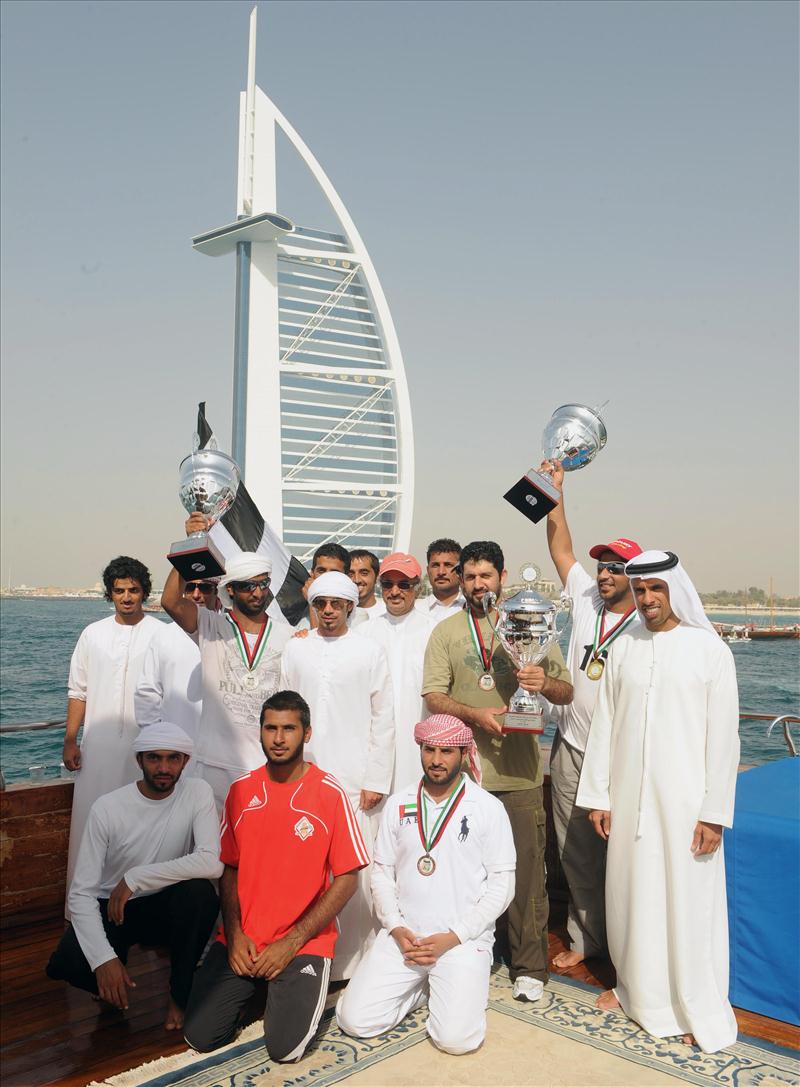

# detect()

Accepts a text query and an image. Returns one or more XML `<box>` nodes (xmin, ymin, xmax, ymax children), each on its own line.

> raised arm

<box><xmin>542</xmin><ymin>460</ymin><xmax>577</xmax><ymax>587</ymax></box>
<box><xmin>161</xmin><ymin>513</ymin><xmax>209</xmax><ymax>634</ymax></box>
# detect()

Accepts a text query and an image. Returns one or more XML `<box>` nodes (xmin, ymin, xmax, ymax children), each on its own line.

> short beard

<box><xmin>422</xmin><ymin>762</ymin><xmax>462</xmax><ymax>789</ymax></box>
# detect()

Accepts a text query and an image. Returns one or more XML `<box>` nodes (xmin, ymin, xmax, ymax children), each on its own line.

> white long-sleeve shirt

<box><xmin>134</xmin><ymin>620</ymin><xmax>203</xmax><ymax>737</ymax></box>
<box><xmin>68</xmin><ymin>777</ymin><xmax>223</xmax><ymax>971</ymax></box>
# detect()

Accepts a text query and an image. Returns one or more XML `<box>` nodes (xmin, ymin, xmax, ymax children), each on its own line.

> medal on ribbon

<box><xmin>416</xmin><ymin>775</ymin><xmax>466</xmax><ymax>877</ymax></box>
<box><xmin>225</xmin><ymin>612</ymin><xmax>272</xmax><ymax>688</ymax></box>
<box><xmin>586</xmin><ymin>606</ymin><xmax>637</xmax><ymax>680</ymax></box>
<box><xmin>467</xmin><ymin>609</ymin><xmax>497</xmax><ymax>691</ymax></box>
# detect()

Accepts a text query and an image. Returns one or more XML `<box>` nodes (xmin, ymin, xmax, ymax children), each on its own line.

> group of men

<box><xmin>47</xmin><ymin>469</ymin><xmax>741</xmax><ymax>1062</ymax></box>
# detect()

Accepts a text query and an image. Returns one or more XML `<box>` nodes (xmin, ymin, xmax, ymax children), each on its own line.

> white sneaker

<box><xmin>512</xmin><ymin>976</ymin><xmax>544</xmax><ymax>1002</ymax></box>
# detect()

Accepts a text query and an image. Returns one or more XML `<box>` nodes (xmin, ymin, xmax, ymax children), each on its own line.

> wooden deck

<box><xmin>1</xmin><ymin>908</ymin><xmax>796</xmax><ymax>1087</ymax></box>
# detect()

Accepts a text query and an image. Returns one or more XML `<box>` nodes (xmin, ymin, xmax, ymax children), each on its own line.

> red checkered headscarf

<box><xmin>413</xmin><ymin>713</ymin><xmax>482</xmax><ymax>786</ymax></box>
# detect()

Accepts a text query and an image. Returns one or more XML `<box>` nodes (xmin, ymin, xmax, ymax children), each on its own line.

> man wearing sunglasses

<box><xmin>135</xmin><ymin>577</ymin><xmax>219</xmax><ymax>746</ymax></box>
<box><xmin>162</xmin><ymin>515</ymin><xmax>293</xmax><ymax>811</ymax></box>
<box><xmin>541</xmin><ymin>458</ymin><xmax>642</xmax><ymax>972</ymax></box>
<box><xmin>357</xmin><ymin>554</ymin><xmax>435</xmax><ymax>790</ymax></box>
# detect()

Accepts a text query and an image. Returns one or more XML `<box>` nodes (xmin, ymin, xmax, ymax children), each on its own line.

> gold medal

<box><xmin>479</xmin><ymin>673</ymin><xmax>496</xmax><ymax>691</ymax></box>
<box><xmin>417</xmin><ymin>854</ymin><xmax>436</xmax><ymax>876</ymax></box>
<box><xmin>586</xmin><ymin>658</ymin><xmax>605</xmax><ymax>681</ymax></box>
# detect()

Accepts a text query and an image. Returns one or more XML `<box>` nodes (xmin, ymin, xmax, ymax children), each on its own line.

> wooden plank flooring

<box><xmin>1</xmin><ymin>913</ymin><xmax>796</xmax><ymax>1087</ymax></box>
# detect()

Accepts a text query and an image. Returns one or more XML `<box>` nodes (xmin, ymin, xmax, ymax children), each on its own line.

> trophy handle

<box><xmin>482</xmin><ymin>591</ymin><xmax>500</xmax><ymax>635</ymax></box>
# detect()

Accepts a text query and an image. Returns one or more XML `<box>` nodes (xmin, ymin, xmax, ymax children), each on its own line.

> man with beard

<box><xmin>47</xmin><ymin>723</ymin><xmax>221</xmax><ymax>1031</ymax></box>
<box><xmin>162</xmin><ymin>514</ymin><xmax>293</xmax><ymax>811</ymax></box>
<box><xmin>541</xmin><ymin>457</ymin><xmax>642</xmax><ymax>970</ymax></box>
<box><xmin>416</xmin><ymin>539</ymin><xmax>464</xmax><ymax>625</ymax></box>
<box><xmin>357</xmin><ymin>553</ymin><xmax>434</xmax><ymax>789</ymax></box>
<box><xmin>135</xmin><ymin>577</ymin><xmax>220</xmax><ymax>744</ymax></box>
<box><xmin>183</xmin><ymin>691</ymin><xmax>367</xmax><ymax>1062</ymax></box>
<box><xmin>577</xmin><ymin>551</ymin><xmax>740</xmax><ymax>1053</ymax></box>
<box><xmin>337</xmin><ymin>714</ymin><xmax>516</xmax><ymax>1055</ymax></box>
<box><xmin>422</xmin><ymin>540</ymin><xmax>572</xmax><ymax>1003</ymax></box>
<box><xmin>280</xmin><ymin>571</ymin><xmax>394</xmax><ymax>979</ymax></box>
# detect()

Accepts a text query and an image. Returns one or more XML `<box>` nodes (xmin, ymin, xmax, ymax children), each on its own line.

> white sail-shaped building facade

<box><xmin>193</xmin><ymin>11</ymin><xmax>413</xmax><ymax>564</ymax></box>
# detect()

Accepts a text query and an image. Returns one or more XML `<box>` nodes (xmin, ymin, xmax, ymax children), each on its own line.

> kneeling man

<box><xmin>337</xmin><ymin>714</ymin><xmax>516</xmax><ymax>1055</ymax></box>
<box><xmin>183</xmin><ymin>690</ymin><xmax>368</xmax><ymax>1062</ymax></box>
<box><xmin>47</xmin><ymin>722</ymin><xmax>222</xmax><ymax>1030</ymax></box>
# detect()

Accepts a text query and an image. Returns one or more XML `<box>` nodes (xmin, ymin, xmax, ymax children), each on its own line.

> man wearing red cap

<box><xmin>337</xmin><ymin>714</ymin><xmax>516</xmax><ymax>1055</ymax></box>
<box><xmin>357</xmin><ymin>554</ymin><xmax>435</xmax><ymax>790</ymax></box>
<box><xmin>541</xmin><ymin>458</ymin><xmax>642</xmax><ymax>970</ymax></box>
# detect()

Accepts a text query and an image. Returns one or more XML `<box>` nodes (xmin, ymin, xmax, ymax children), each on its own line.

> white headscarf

<box><xmin>132</xmin><ymin>721</ymin><xmax>194</xmax><ymax>755</ymax></box>
<box><xmin>624</xmin><ymin>550</ymin><xmax>716</xmax><ymax>635</ymax></box>
<box><xmin>307</xmin><ymin>570</ymin><xmax>359</xmax><ymax>606</ymax></box>
<box><xmin>217</xmin><ymin>551</ymin><xmax>272</xmax><ymax>590</ymax></box>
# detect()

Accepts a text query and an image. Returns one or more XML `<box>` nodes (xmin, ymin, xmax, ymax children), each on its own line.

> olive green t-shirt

<box><xmin>421</xmin><ymin>609</ymin><xmax>571</xmax><ymax>793</ymax></box>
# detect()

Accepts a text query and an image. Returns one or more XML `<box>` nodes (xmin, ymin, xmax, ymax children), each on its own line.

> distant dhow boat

<box><xmin>193</xmin><ymin>8</ymin><xmax>414</xmax><ymax>565</ymax></box>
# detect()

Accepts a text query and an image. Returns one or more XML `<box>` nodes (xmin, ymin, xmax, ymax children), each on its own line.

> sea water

<box><xmin>1</xmin><ymin>598</ymin><xmax>798</xmax><ymax>783</ymax></box>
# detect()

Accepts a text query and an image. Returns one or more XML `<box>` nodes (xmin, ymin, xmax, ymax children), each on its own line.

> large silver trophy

<box><xmin>167</xmin><ymin>446</ymin><xmax>241</xmax><ymax>580</ymax></box>
<box><xmin>484</xmin><ymin>564</ymin><xmax>570</xmax><ymax>733</ymax></box>
<box><xmin>503</xmin><ymin>404</ymin><xmax>607</xmax><ymax>524</ymax></box>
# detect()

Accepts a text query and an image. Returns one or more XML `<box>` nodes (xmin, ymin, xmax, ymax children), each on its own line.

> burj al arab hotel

<box><xmin>193</xmin><ymin>9</ymin><xmax>414</xmax><ymax>564</ymax></box>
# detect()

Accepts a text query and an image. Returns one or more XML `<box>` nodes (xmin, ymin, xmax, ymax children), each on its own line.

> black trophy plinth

<box><xmin>503</xmin><ymin>470</ymin><xmax>561</xmax><ymax>524</ymax></box>
<box><xmin>167</xmin><ymin>535</ymin><xmax>227</xmax><ymax>580</ymax></box>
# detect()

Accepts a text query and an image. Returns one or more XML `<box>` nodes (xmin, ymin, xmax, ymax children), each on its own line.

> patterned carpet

<box><xmin>91</xmin><ymin>968</ymin><xmax>800</xmax><ymax>1087</ymax></box>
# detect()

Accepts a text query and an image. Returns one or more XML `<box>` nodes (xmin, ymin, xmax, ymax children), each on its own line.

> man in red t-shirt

<box><xmin>183</xmin><ymin>690</ymin><xmax>369</xmax><ymax>1061</ymax></box>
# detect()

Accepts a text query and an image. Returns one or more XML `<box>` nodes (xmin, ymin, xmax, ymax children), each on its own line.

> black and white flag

<box><xmin>196</xmin><ymin>403</ymin><xmax>310</xmax><ymax>627</ymax></box>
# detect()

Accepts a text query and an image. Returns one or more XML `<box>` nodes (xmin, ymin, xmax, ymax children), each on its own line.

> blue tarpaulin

<box><xmin>724</xmin><ymin>758</ymin><xmax>800</xmax><ymax>1025</ymax></box>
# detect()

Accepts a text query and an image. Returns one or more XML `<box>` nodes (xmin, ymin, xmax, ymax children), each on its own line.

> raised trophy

<box><xmin>503</xmin><ymin>403</ymin><xmax>607</xmax><ymax>524</ymax></box>
<box><xmin>484</xmin><ymin>564</ymin><xmax>570</xmax><ymax>733</ymax></box>
<box><xmin>167</xmin><ymin>445</ymin><xmax>241</xmax><ymax>580</ymax></box>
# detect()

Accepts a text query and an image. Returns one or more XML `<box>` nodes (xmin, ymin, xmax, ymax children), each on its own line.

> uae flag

<box><xmin>196</xmin><ymin>403</ymin><xmax>310</xmax><ymax>627</ymax></box>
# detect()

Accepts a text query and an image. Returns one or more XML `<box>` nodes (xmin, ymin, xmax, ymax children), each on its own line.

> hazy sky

<box><xmin>2</xmin><ymin>0</ymin><xmax>797</xmax><ymax>593</ymax></box>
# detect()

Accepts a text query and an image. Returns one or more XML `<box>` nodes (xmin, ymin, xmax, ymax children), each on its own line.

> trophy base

<box><xmin>501</xmin><ymin>710</ymin><xmax>545</xmax><ymax>735</ymax></box>
<box><xmin>167</xmin><ymin>535</ymin><xmax>226</xmax><ymax>580</ymax></box>
<box><xmin>503</xmin><ymin>470</ymin><xmax>561</xmax><ymax>524</ymax></box>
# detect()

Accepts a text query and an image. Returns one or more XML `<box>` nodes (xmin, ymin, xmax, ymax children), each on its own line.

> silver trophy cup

<box><xmin>503</xmin><ymin>404</ymin><xmax>607</xmax><ymax>524</ymax></box>
<box><xmin>484</xmin><ymin>565</ymin><xmax>570</xmax><ymax>733</ymax></box>
<box><xmin>167</xmin><ymin>449</ymin><xmax>241</xmax><ymax>580</ymax></box>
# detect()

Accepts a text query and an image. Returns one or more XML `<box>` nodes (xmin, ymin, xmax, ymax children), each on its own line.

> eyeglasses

<box><xmin>231</xmin><ymin>579</ymin><xmax>271</xmax><ymax>592</ymax></box>
<box><xmin>185</xmin><ymin>581</ymin><xmax>216</xmax><ymax>593</ymax></box>
<box><xmin>311</xmin><ymin>597</ymin><xmax>349</xmax><ymax>611</ymax></box>
<box><xmin>379</xmin><ymin>579</ymin><xmax>416</xmax><ymax>591</ymax></box>
<box><xmin>597</xmin><ymin>561</ymin><xmax>626</xmax><ymax>575</ymax></box>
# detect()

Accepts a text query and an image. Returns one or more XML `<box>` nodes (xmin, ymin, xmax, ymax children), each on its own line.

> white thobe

<box><xmin>576</xmin><ymin>624</ymin><xmax>740</xmax><ymax>1053</ymax></box>
<box><xmin>133</xmin><ymin>620</ymin><xmax>203</xmax><ymax>740</ymax></box>
<box><xmin>356</xmin><ymin>609</ymin><xmax>434</xmax><ymax>790</ymax></box>
<box><xmin>416</xmin><ymin>593</ymin><xmax>465</xmax><ymax>626</ymax></box>
<box><xmin>65</xmin><ymin>615</ymin><xmax>162</xmax><ymax>898</ymax></box>
<box><xmin>280</xmin><ymin>629</ymin><xmax>395</xmax><ymax>979</ymax></box>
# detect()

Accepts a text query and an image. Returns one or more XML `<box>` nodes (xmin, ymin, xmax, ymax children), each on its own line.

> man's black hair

<box><xmin>102</xmin><ymin>556</ymin><xmax>152</xmax><ymax>601</ymax></box>
<box><xmin>349</xmin><ymin>549</ymin><xmax>380</xmax><ymax>576</ymax></box>
<box><xmin>458</xmin><ymin>541</ymin><xmax>504</xmax><ymax>577</ymax></box>
<box><xmin>261</xmin><ymin>689</ymin><xmax>311</xmax><ymax>730</ymax></box>
<box><xmin>426</xmin><ymin>538</ymin><xmax>462</xmax><ymax>564</ymax></box>
<box><xmin>312</xmin><ymin>542</ymin><xmax>351</xmax><ymax>571</ymax></box>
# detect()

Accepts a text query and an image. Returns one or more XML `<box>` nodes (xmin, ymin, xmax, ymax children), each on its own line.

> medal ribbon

<box><xmin>225</xmin><ymin>612</ymin><xmax>272</xmax><ymax>672</ymax></box>
<box><xmin>590</xmin><ymin>606</ymin><xmax>637</xmax><ymax>662</ymax></box>
<box><xmin>417</xmin><ymin>775</ymin><xmax>467</xmax><ymax>855</ymax></box>
<box><xmin>466</xmin><ymin>609</ymin><xmax>497</xmax><ymax>676</ymax></box>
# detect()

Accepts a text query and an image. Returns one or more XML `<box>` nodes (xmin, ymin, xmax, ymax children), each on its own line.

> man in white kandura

<box><xmin>280</xmin><ymin>570</ymin><xmax>394</xmax><ymax>979</ymax></box>
<box><xmin>576</xmin><ymin>550</ymin><xmax>740</xmax><ymax>1054</ymax></box>
<box><xmin>135</xmin><ymin>577</ymin><xmax>220</xmax><ymax>743</ymax></box>
<box><xmin>47</xmin><ymin>723</ymin><xmax>222</xmax><ymax>1031</ymax></box>
<box><xmin>337</xmin><ymin>714</ymin><xmax>516</xmax><ymax>1055</ymax></box>
<box><xmin>357</xmin><ymin>553</ymin><xmax>434</xmax><ymax>790</ymax></box>
<box><xmin>416</xmin><ymin>538</ymin><xmax>465</xmax><ymax>626</ymax></box>
<box><xmin>349</xmin><ymin>549</ymin><xmax>386</xmax><ymax>618</ymax></box>
<box><xmin>542</xmin><ymin>456</ymin><xmax>643</xmax><ymax>969</ymax></box>
<box><xmin>162</xmin><ymin>516</ymin><xmax>293</xmax><ymax>811</ymax></box>
<box><xmin>63</xmin><ymin>556</ymin><xmax>162</xmax><ymax>896</ymax></box>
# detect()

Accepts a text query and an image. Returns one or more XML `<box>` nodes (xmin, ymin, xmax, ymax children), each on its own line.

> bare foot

<box><xmin>164</xmin><ymin>998</ymin><xmax>184</xmax><ymax>1031</ymax></box>
<box><xmin>596</xmin><ymin>990</ymin><xmax>621</xmax><ymax>1011</ymax></box>
<box><xmin>552</xmin><ymin>949</ymin><xmax>585</xmax><ymax>970</ymax></box>
<box><xmin>682</xmin><ymin>1033</ymin><xmax>697</xmax><ymax>1046</ymax></box>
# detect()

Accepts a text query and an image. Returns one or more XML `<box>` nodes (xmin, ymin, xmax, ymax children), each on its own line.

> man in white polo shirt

<box><xmin>337</xmin><ymin>714</ymin><xmax>516</xmax><ymax>1055</ymax></box>
<box><xmin>542</xmin><ymin>458</ymin><xmax>642</xmax><ymax>969</ymax></box>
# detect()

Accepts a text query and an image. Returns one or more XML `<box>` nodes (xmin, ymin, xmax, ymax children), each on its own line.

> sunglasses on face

<box><xmin>597</xmin><ymin>561</ymin><xmax>626</xmax><ymax>575</ymax></box>
<box><xmin>185</xmin><ymin>581</ymin><xmax>216</xmax><ymax>593</ymax></box>
<box><xmin>311</xmin><ymin>597</ymin><xmax>349</xmax><ymax>611</ymax></box>
<box><xmin>379</xmin><ymin>579</ymin><xmax>416</xmax><ymax>591</ymax></box>
<box><xmin>231</xmin><ymin>579</ymin><xmax>271</xmax><ymax>592</ymax></box>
